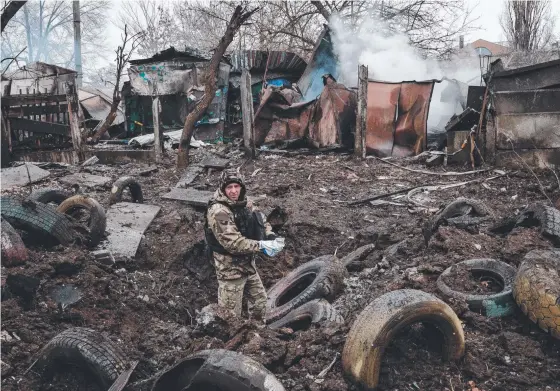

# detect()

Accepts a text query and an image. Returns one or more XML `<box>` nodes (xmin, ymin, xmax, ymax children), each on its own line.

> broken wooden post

<box><xmin>240</xmin><ymin>68</ymin><xmax>256</xmax><ymax>158</ymax></box>
<box><xmin>152</xmin><ymin>96</ymin><xmax>162</xmax><ymax>163</ymax></box>
<box><xmin>64</xmin><ymin>82</ymin><xmax>84</xmax><ymax>162</ymax></box>
<box><xmin>355</xmin><ymin>64</ymin><xmax>368</xmax><ymax>158</ymax></box>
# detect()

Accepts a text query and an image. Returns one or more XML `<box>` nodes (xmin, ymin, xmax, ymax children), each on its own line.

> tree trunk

<box><xmin>176</xmin><ymin>5</ymin><xmax>258</xmax><ymax>169</ymax></box>
<box><xmin>91</xmin><ymin>98</ymin><xmax>120</xmax><ymax>142</ymax></box>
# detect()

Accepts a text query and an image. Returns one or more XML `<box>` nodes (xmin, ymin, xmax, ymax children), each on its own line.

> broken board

<box><xmin>1</xmin><ymin>164</ymin><xmax>50</xmax><ymax>188</ymax></box>
<box><xmin>60</xmin><ymin>173</ymin><xmax>112</xmax><ymax>188</ymax></box>
<box><xmin>98</xmin><ymin>202</ymin><xmax>161</xmax><ymax>258</ymax></box>
<box><xmin>162</xmin><ymin>188</ymin><xmax>213</xmax><ymax>207</ymax></box>
<box><xmin>175</xmin><ymin>166</ymin><xmax>204</xmax><ymax>188</ymax></box>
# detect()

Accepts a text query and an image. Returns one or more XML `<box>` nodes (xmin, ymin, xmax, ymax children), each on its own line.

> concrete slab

<box><xmin>199</xmin><ymin>154</ymin><xmax>230</xmax><ymax>169</ymax></box>
<box><xmin>60</xmin><ymin>173</ymin><xmax>112</xmax><ymax>188</ymax></box>
<box><xmin>162</xmin><ymin>188</ymin><xmax>213</xmax><ymax>207</ymax></box>
<box><xmin>1</xmin><ymin>163</ymin><xmax>50</xmax><ymax>188</ymax></box>
<box><xmin>176</xmin><ymin>166</ymin><xmax>204</xmax><ymax>188</ymax></box>
<box><xmin>99</xmin><ymin>202</ymin><xmax>161</xmax><ymax>258</ymax></box>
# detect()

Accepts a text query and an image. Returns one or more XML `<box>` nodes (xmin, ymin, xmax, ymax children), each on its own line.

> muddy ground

<box><xmin>1</xmin><ymin>144</ymin><xmax>559</xmax><ymax>391</ymax></box>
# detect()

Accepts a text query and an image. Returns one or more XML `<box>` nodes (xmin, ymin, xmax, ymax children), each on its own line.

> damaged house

<box><xmin>1</xmin><ymin>62</ymin><xmax>83</xmax><ymax>164</ymax></box>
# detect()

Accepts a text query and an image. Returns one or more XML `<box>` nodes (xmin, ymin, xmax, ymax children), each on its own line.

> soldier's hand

<box><xmin>259</xmin><ymin>237</ymin><xmax>285</xmax><ymax>257</ymax></box>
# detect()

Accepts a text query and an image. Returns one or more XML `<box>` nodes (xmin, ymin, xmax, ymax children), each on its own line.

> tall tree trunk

<box><xmin>176</xmin><ymin>5</ymin><xmax>258</xmax><ymax>169</ymax></box>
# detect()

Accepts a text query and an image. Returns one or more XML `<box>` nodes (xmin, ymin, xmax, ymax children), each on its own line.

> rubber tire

<box><xmin>265</xmin><ymin>255</ymin><xmax>346</xmax><ymax>323</ymax></box>
<box><xmin>1</xmin><ymin>218</ymin><xmax>29</xmax><ymax>266</ymax></box>
<box><xmin>28</xmin><ymin>188</ymin><xmax>71</xmax><ymax>205</ymax></box>
<box><xmin>342</xmin><ymin>289</ymin><xmax>465</xmax><ymax>390</ymax></box>
<box><xmin>109</xmin><ymin>176</ymin><xmax>143</xmax><ymax>205</ymax></box>
<box><xmin>0</xmin><ymin>196</ymin><xmax>74</xmax><ymax>245</ymax></box>
<box><xmin>151</xmin><ymin>349</ymin><xmax>285</xmax><ymax>391</ymax></box>
<box><xmin>35</xmin><ymin>327</ymin><xmax>128</xmax><ymax>388</ymax></box>
<box><xmin>490</xmin><ymin>203</ymin><xmax>560</xmax><ymax>246</ymax></box>
<box><xmin>268</xmin><ymin>299</ymin><xmax>343</xmax><ymax>330</ymax></box>
<box><xmin>437</xmin><ymin>258</ymin><xmax>517</xmax><ymax>317</ymax></box>
<box><xmin>513</xmin><ymin>249</ymin><xmax>560</xmax><ymax>339</ymax></box>
<box><xmin>341</xmin><ymin>244</ymin><xmax>376</xmax><ymax>268</ymax></box>
<box><xmin>424</xmin><ymin>198</ymin><xmax>492</xmax><ymax>244</ymax></box>
<box><xmin>56</xmin><ymin>195</ymin><xmax>106</xmax><ymax>247</ymax></box>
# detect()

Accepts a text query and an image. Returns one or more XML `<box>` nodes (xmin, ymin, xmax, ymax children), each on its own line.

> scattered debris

<box><xmin>60</xmin><ymin>173</ymin><xmax>112</xmax><ymax>188</ymax></box>
<box><xmin>81</xmin><ymin>156</ymin><xmax>100</xmax><ymax>166</ymax></box>
<box><xmin>162</xmin><ymin>187</ymin><xmax>213</xmax><ymax>207</ymax></box>
<box><xmin>50</xmin><ymin>284</ymin><xmax>83</xmax><ymax>311</ymax></box>
<box><xmin>1</xmin><ymin>163</ymin><xmax>50</xmax><ymax>188</ymax></box>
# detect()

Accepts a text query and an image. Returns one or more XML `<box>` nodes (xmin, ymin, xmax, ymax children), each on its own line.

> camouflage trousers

<box><xmin>217</xmin><ymin>273</ymin><xmax>267</xmax><ymax>320</ymax></box>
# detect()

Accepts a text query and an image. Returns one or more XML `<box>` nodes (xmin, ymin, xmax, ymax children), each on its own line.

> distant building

<box><xmin>468</xmin><ymin>39</ymin><xmax>511</xmax><ymax>57</ymax></box>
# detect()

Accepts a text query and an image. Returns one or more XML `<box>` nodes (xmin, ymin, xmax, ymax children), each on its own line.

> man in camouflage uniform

<box><xmin>205</xmin><ymin>168</ymin><xmax>285</xmax><ymax>320</ymax></box>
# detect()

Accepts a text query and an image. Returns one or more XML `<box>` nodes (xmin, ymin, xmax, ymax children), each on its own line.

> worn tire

<box><xmin>28</xmin><ymin>188</ymin><xmax>71</xmax><ymax>206</ymax></box>
<box><xmin>342</xmin><ymin>289</ymin><xmax>465</xmax><ymax>390</ymax></box>
<box><xmin>151</xmin><ymin>349</ymin><xmax>285</xmax><ymax>391</ymax></box>
<box><xmin>513</xmin><ymin>249</ymin><xmax>560</xmax><ymax>339</ymax></box>
<box><xmin>490</xmin><ymin>203</ymin><xmax>560</xmax><ymax>246</ymax></box>
<box><xmin>266</xmin><ymin>255</ymin><xmax>346</xmax><ymax>323</ymax></box>
<box><xmin>1</xmin><ymin>218</ymin><xmax>29</xmax><ymax>266</ymax></box>
<box><xmin>424</xmin><ymin>198</ymin><xmax>492</xmax><ymax>244</ymax></box>
<box><xmin>269</xmin><ymin>299</ymin><xmax>343</xmax><ymax>330</ymax></box>
<box><xmin>34</xmin><ymin>327</ymin><xmax>128</xmax><ymax>388</ymax></box>
<box><xmin>341</xmin><ymin>244</ymin><xmax>376</xmax><ymax>268</ymax></box>
<box><xmin>109</xmin><ymin>176</ymin><xmax>143</xmax><ymax>205</ymax></box>
<box><xmin>437</xmin><ymin>258</ymin><xmax>517</xmax><ymax>317</ymax></box>
<box><xmin>0</xmin><ymin>196</ymin><xmax>74</xmax><ymax>245</ymax></box>
<box><xmin>57</xmin><ymin>195</ymin><xmax>106</xmax><ymax>247</ymax></box>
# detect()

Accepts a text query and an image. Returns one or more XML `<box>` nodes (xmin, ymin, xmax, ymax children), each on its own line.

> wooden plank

<box><xmin>241</xmin><ymin>69</ymin><xmax>255</xmax><ymax>158</ymax></box>
<box><xmin>355</xmin><ymin>64</ymin><xmax>368</xmax><ymax>158</ymax></box>
<box><xmin>6</xmin><ymin>104</ymin><xmax>68</xmax><ymax>117</ymax></box>
<box><xmin>8</xmin><ymin>118</ymin><xmax>70</xmax><ymax>136</ymax></box>
<box><xmin>152</xmin><ymin>96</ymin><xmax>162</xmax><ymax>163</ymax></box>
<box><xmin>2</xmin><ymin>94</ymin><xmax>68</xmax><ymax>106</ymax></box>
<box><xmin>65</xmin><ymin>82</ymin><xmax>83</xmax><ymax>161</ymax></box>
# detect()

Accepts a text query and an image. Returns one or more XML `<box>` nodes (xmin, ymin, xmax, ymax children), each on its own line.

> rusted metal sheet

<box><xmin>366</xmin><ymin>80</ymin><xmax>434</xmax><ymax>157</ymax></box>
<box><xmin>394</xmin><ymin>82</ymin><xmax>434</xmax><ymax>156</ymax></box>
<box><xmin>308</xmin><ymin>83</ymin><xmax>356</xmax><ymax>148</ymax></box>
<box><xmin>365</xmin><ymin>82</ymin><xmax>400</xmax><ymax>156</ymax></box>
<box><xmin>254</xmin><ymin>82</ymin><xmax>355</xmax><ymax>149</ymax></box>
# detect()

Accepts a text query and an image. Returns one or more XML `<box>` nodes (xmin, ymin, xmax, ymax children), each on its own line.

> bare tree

<box><xmin>91</xmin><ymin>25</ymin><xmax>143</xmax><ymax>142</ymax></box>
<box><xmin>116</xmin><ymin>0</ymin><xmax>179</xmax><ymax>58</ymax></box>
<box><xmin>177</xmin><ymin>4</ymin><xmax>258</xmax><ymax>169</ymax></box>
<box><xmin>500</xmin><ymin>0</ymin><xmax>555</xmax><ymax>51</ymax></box>
<box><xmin>1</xmin><ymin>0</ymin><xmax>111</xmax><ymax>75</ymax></box>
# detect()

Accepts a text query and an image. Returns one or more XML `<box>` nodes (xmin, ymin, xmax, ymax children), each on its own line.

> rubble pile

<box><xmin>1</xmin><ymin>143</ymin><xmax>559</xmax><ymax>391</ymax></box>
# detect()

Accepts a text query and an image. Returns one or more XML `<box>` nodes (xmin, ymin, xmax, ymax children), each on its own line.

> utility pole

<box><xmin>73</xmin><ymin>1</ymin><xmax>83</xmax><ymax>87</ymax></box>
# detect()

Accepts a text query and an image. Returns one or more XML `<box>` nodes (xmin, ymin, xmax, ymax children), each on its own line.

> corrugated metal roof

<box><xmin>229</xmin><ymin>50</ymin><xmax>307</xmax><ymax>74</ymax></box>
<box><xmin>79</xmin><ymin>92</ymin><xmax>124</xmax><ymax>125</ymax></box>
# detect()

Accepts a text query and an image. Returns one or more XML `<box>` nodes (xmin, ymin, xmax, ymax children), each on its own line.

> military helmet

<box><xmin>220</xmin><ymin>168</ymin><xmax>246</xmax><ymax>198</ymax></box>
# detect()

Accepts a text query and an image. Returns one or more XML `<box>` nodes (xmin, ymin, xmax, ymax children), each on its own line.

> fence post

<box><xmin>64</xmin><ymin>82</ymin><xmax>83</xmax><ymax>162</ymax></box>
<box><xmin>355</xmin><ymin>64</ymin><xmax>368</xmax><ymax>158</ymax></box>
<box><xmin>240</xmin><ymin>68</ymin><xmax>256</xmax><ymax>158</ymax></box>
<box><xmin>152</xmin><ymin>96</ymin><xmax>162</xmax><ymax>163</ymax></box>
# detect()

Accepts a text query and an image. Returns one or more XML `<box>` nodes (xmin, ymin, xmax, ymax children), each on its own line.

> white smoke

<box><xmin>330</xmin><ymin>14</ymin><xmax>482</xmax><ymax>132</ymax></box>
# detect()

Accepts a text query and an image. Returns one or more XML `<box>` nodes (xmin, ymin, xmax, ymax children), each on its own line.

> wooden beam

<box><xmin>2</xmin><ymin>94</ymin><xmax>68</xmax><ymax>106</ymax></box>
<box><xmin>355</xmin><ymin>64</ymin><xmax>368</xmax><ymax>158</ymax></box>
<box><xmin>6</xmin><ymin>104</ymin><xmax>68</xmax><ymax>117</ymax></box>
<box><xmin>65</xmin><ymin>82</ymin><xmax>83</xmax><ymax>161</ymax></box>
<box><xmin>8</xmin><ymin>118</ymin><xmax>69</xmax><ymax>136</ymax></box>
<box><xmin>240</xmin><ymin>68</ymin><xmax>256</xmax><ymax>158</ymax></box>
<box><xmin>152</xmin><ymin>96</ymin><xmax>162</xmax><ymax>163</ymax></box>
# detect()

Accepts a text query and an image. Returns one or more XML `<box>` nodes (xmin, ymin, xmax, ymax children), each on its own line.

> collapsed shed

<box><xmin>483</xmin><ymin>58</ymin><xmax>560</xmax><ymax>168</ymax></box>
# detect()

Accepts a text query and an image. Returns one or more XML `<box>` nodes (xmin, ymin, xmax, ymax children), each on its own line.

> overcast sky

<box><xmin>104</xmin><ymin>0</ymin><xmax>560</xmax><ymax>61</ymax></box>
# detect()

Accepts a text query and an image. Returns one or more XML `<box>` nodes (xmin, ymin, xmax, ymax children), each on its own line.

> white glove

<box><xmin>259</xmin><ymin>237</ymin><xmax>285</xmax><ymax>257</ymax></box>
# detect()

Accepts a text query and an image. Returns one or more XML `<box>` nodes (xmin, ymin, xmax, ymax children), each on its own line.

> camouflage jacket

<box><xmin>207</xmin><ymin>188</ymin><xmax>273</xmax><ymax>280</ymax></box>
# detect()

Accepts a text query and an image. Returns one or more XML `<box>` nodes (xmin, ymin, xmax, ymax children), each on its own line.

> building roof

<box><xmin>5</xmin><ymin>62</ymin><xmax>77</xmax><ymax>80</ymax></box>
<box><xmin>468</xmin><ymin>39</ymin><xmax>511</xmax><ymax>56</ymax></box>
<box><xmin>129</xmin><ymin>46</ymin><xmax>211</xmax><ymax>65</ymax></box>
<box><xmin>228</xmin><ymin>50</ymin><xmax>307</xmax><ymax>74</ymax></box>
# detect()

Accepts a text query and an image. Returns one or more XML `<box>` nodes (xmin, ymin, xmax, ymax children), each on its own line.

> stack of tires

<box><xmin>265</xmin><ymin>255</ymin><xmax>346</xmax><ymax>330</ymax></box>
